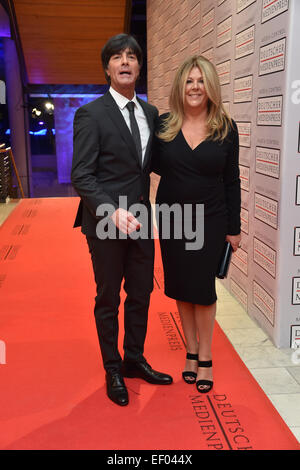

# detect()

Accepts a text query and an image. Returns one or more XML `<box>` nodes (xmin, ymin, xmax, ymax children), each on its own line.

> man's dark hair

<box><xmin>101</xmin><ymin>34</ymin><xmax>143</xmax><ymax>83</ymax></box>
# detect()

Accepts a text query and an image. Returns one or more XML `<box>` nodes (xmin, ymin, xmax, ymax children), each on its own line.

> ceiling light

<box><xmin>45</xmin><ymin>102</ymin><xmax>54</xmax><ymax>111</ymax></box>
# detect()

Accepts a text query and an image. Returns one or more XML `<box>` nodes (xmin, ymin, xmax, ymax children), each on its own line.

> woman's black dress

<box><xmin>153</xmin><ymin>116</ymin><xmax>241</xmax><ymax>305</ymax></box>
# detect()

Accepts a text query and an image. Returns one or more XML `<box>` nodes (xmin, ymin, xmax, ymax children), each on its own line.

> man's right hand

<box><xmin>111</xmin><ymin>208</ymin><xmax>141</xmax><ymax>235</ymax></box>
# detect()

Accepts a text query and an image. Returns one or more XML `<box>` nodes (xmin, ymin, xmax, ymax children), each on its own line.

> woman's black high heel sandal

<box><xmin>182</xmin><ymin>353</ymin><xmax>198</xmax><ymax>384</ymax></box>
<box><xmin>196</xmin><ymin>360</ymin><xmax>213</xmax><ymax>393</ymax></box>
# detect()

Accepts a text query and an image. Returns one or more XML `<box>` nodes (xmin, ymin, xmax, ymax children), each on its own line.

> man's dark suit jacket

<box><xmin>71</xmin><ymin>91</ymin><xmax>159</xmax><ymax>236</ymax></box>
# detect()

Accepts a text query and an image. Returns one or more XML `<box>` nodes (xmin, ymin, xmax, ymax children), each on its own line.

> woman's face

<box><xmin>184</xmin><ymin>66</ymin><xmax>208</xmax><ymax>111</ymax></box>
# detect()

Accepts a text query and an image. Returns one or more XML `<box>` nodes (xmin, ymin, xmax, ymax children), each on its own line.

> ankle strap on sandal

<box><xmin>186</xmin><ymin>352</ymin><xmax>198</xmax><ymax>360</ymax></box>
<box><xmin>198</xmin><ymin>360</ymin><xmax>212</xmax><ymax>367</ymax></box>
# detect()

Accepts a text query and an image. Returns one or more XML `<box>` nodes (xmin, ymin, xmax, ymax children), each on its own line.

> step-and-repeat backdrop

<box><xmin>148</xmin><ymin>0</ymin><xmax>300</xmax><ymax>347</ymax></box>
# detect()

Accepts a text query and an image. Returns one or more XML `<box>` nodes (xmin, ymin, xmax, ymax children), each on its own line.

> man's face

<box><xmin>106</xmin><ymin>48</ymin><xmax>140</xmax><ymax>93</ymax></box>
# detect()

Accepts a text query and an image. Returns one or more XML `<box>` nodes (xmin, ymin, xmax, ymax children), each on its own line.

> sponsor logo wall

<box><xmin>147</xmin><ymin>0</ymin><xmax>299</xmax><ymax>347</ymax></box>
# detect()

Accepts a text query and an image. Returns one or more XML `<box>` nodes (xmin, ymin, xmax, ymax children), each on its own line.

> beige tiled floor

<box><xmin>0</xmin><ymin>199</ymin><xmax>19</xmax><ymax>226</ymax></box>
<box><xmin>1</xmin><ymin>201</ymin><xmax>299</xmax><ymax>445</ymax></box>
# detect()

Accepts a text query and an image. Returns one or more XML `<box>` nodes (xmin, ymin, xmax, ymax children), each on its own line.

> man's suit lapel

<box><xmin>137</xmin><ymin>97</ymin><xmax>154</xmax><ymax>169</ymax></box>
<box><xmin>103</xmin><ymin>92</ymin><xmax>140</xmax><ymax>166</ymax></box>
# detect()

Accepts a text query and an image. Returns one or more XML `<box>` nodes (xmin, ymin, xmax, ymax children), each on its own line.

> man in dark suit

<box><xmin>71</xmin><ymin>34</ymin><xmax>172</xmax><ymax>406</ymax></box>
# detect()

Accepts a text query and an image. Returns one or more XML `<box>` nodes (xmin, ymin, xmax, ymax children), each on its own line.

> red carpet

<box><xmin>0</xmin><ymin>198</ymin><xmax>299</xmax><ymax>450</ymax></box>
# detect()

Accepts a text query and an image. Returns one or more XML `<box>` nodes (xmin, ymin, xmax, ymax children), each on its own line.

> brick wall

<box><xmin>147</xmin><ymin>0</ymin><xmax>202</xmax><ymax>114</ymax></box>
<box><xmin>147</xmin><ymin>0</ymin><xmax>202</xmax><ymax>200</ymax></box>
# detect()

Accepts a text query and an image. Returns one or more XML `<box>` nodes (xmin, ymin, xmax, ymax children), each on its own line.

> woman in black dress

<box><xmin>153</xmin><ymin>56</ymin><xmax>241</xmax><ymax>393</ymax></box>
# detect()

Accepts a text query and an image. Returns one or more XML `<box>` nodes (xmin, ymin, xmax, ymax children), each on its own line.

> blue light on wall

<box><xmin>5</xmin><ymin>129</ymin><xmax>56</xmax><ymax>136</ymax></box>
<box><xmin>31</xmin><ymin>129</ymin><xmax>47</xmax><ymax>136</ymax></box>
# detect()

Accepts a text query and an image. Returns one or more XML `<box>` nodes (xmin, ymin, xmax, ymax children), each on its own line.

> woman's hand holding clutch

<box><xmin>226</xmin><ymin>233</ymin><xmax>241</xmax><ymax>252</ymax></box>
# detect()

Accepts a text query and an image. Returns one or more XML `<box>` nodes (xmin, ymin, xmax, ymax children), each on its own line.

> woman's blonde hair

<box><xmin>157</xmin><ymin>55</ymin><xmax>232</xmax><ymax>142</ymax></box>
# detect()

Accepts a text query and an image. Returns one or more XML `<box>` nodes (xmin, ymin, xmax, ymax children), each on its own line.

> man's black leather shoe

<box><xmin>122</xmin><ymin>360</ymin><xmax>173</xmax><ymax>385</ymax></box>
<box><xmin>106</xmin><ymin>372</ymin><xmax>129</xmax><ymax>406</ymax></box>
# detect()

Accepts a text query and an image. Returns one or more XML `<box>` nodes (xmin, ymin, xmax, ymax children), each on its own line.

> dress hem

<box><xmin>164</xmin><ymin>290</ymin><xmax>217</xmax><ymax>306</ymax></box>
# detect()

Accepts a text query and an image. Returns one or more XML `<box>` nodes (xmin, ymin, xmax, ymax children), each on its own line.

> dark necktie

<box><xmin>126</xmin><ymin>101</ymin><xmax>142</xmax><ymax>164</ymax></box>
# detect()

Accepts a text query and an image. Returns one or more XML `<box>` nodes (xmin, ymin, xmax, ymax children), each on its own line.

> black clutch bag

<box><xmin>216</xmin><ymin>241</ymin><xmax>233</xmax><ymax>279</ymax></box>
